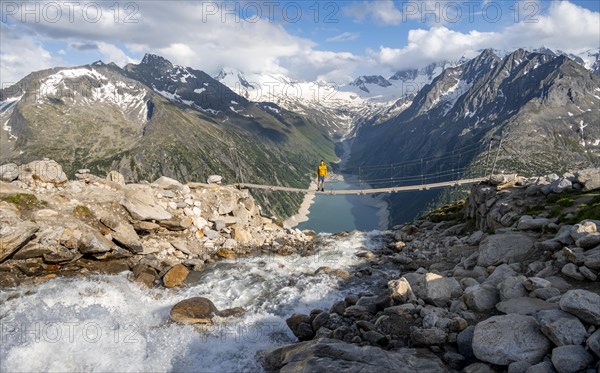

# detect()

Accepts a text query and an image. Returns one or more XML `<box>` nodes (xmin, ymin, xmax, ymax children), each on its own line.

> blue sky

<box><xmin>1</xmin><ymin>1</ymin><xmax>599</xmax><ymax>84</ymax></box>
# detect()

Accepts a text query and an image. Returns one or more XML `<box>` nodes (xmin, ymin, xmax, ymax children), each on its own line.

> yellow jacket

<box><xmin>317</xmin><ymin>163</ymin><xmax>328</xmax><ymax>177</ymax></box>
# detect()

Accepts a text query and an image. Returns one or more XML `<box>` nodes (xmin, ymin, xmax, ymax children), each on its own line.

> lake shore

<box><xmin>283</xmin><ymin>180</ymin><xmax>318</xmax><ymax>229</ymax></box>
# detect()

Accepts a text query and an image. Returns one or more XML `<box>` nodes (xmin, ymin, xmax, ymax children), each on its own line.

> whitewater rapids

<box><xmin>0</xmin><ymin>231</ymin><xmax>393</xmax><ymax>372</ymax></box>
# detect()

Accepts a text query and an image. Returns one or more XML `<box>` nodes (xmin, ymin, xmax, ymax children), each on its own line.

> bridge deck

<box><xmin>236</xmin><ymin>177</ymin><xmax>488</xmax><ymax>195</ymax></box>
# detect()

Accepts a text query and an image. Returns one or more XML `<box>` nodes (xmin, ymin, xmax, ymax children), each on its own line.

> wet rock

<box><xmin>536</xmin><ymin>309</ymin><xmax>587</xmax><ymax>347</ymax></box>
<box><xmin>495</xmin><ymin>297</ymin><xmax>558</xmax><ymax>315</ymax></box>
<box><xmin>330</xmin><ymin>300</ymin><xmax>347</xmax><ymax>315</ymax></box>
<box><xmin>478</xmin><ymin>233</ymin><xmax>537</xmax><ymax>267</ymax></box>
<box><xmin>162</xmin><ymin>264</ymin><xmax>189</xmax><ymax>288</ymax></box>
<box><xmin>286</xmin><ymin>313</ymin><xmax>311</xmax><ymax>338</ymax></box>
<box><xmin>132</xmin><ymin>264</ymin><xmax>158</xmax><ymax>287</ymax></box>
<box><xmin>261</xmin><ymin>338</ymin><xmax>448</xmax><ymax>373</ymax></box>
<box><xmin>311</xmin><ymin>312</ymin><xmax>330</xmax><ymax>331</ymax></box>
<box><xmin>0</xmin><ymin>222</ymin><xmax>39</xmax><ymax>262</ymax></box>
<box><xmin>170</xmin><ymin>297</ymin><xmax>244</xmax><ymax>324</ymax></box>
<box><xmin>472</xmin><ymin>314</ymin><xmax>552</xmax><ymax>365</ymax></box>
<box><xmin>551</xmin><ymin>345</ymin><xmax>594</xmax><ymax>373</ymax></box>
<box><xmin>559</xmin><ymin>289</ymin><xmax>600</xmax><ymax>325</ymax></box>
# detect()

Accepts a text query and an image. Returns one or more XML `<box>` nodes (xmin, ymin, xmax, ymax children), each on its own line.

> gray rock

<box><xmin>106</xmin><ymin>171</ymin><xmax>125</xmax><ymax>185</ymax></box>
<box><xmin>584</xmin><ymin>251</ymin><xmax>600</xmax><ymax>270</ymax></box>
<box><xmin>330</xmin><ymin>300</ymin><xmax>347</xmax><ymax>315</ymax></box>
<box><xmin>478</xmin><ymin>233</ymin><xmax>537</xmax><ymax>267</ymax></box>
<box><xmin>100</xmin><ymin>218</ymin><xmax>143</xmax><ymax>253</ymax></box>
<box><xmin>586</xmin><ymin>329</ymin><xmax>600</xmax><ymax>357</ymax></box>
<box><xmin>77</xmin><ymin>231</ymin><xmax>114</xmax><ymax>254</ymax></box>
<box><xmin>121</xmin><ymin>186</ymin><xmax>172</xmax><ymax>221</ymax></box>
<box><xmin>19</xmin><ymin>160</ymin><xmax>68</xmax><ymax>184</ymax></box>
<box><xmin>420</xmin><ymin>273</ymin><xmax>463</xmax><ymax>306</ymax></box>
<box><xmin>578</xmin><ymin>266</ymin><xmax>597</xmax><ymax>281</ymax></box>
<box><xmin>207</xmin><ymin>175</ymin><xmax>223</xmax><ymax>184</ymax></box>
<box><xmin>0</xmin><ymin>221</ymin><xmax>39</xmax><ymax>262</ymax></box>
<box><xmin>362</xmin><ymin>330</ymin><xmax>387</xmax><ymax>346</ymax></box>
<box><xmin>311</xmin><ymin>312</ymin><xmax>330</xmax><ymax>331</ymax></box>
<box><xmin>152</xmin><ymin>176</ymin><xmax>182</xmax><ymax>190</ymax></box>
<box><xmin>536</xmin><ymin>309</ymin><xmax>587</xmax><ymax>347</ymax></box>
<box><xmin>525</xmin><ymin>361</ymin><xmax>556</xmax><ymax>373</ymax></box>
<box><xmin>530</xmin><ymin>287</ymin><xmax>561</xmax><ymax>300</ymax></box>
<box><xmin>466</xmin><ymin>231</ymin><xmax>485</xmax><ymax>246</ymax></box>
<box><xmin>457</xmin><ymin>326</ymin><xmax>476</xmax><ymax>361</ymax></box>
<box><xmin>523</xmin><ymin>277</ymin><xmax>551</xmax><ymax>291</ymax></box>
<box><xmin>508</xmin><ymin>361</ymin><xmax>532</xmax><ymax>373</ymax></box>
<box><xmin>463</xmin><ymin>284</ymin><xmax>499</xmax><ymax>312</ymax></box>
<box><xmin>0</xmin><ymin>163</ymin><xmax>19</xmax><ymax>181</ymax></box>
<box><xmin>496</xmin><ymin>297</ymin><xmax>558</xmax><ymax>315</ymax></box>
<box><xmin>517</xmin><ymin>216</ymin><xmax>551</xmax><ymax>231</ymax></box>
<box><xmin>561</xmin><ymin>263</ymin><xmax>585</xmax><ymax>281</ymax></box>
<box><xmin>551</xmin><ymin>345</ymin><xmax>594</xmax><ymax>373</ymax></box>
<box><xmin>262</xmin><ymin>338</ymin><xmax>448</xmax><ymax>373</ymax></box>
<box><xmin>498</xmin><ymin>275</ymin><xmax>529</xmax><ymax>301</ymax></box>
<box><xmin>576</xmin><ymin>233</ymin><xmax>600</xmax><ymax>249</ymax></box>
<box><xmin>472</xmin><ymin>314</ymin><xmax>552</xmax><ymax>365</ymax></box>
<box><xmin>575</xmin><ymin>168</ymin><xmax>600</xmax><ymax>191</ymax></box>
<box><xmin>559</xmin><ymin>289</ymin><xmax>600</xmax><ymax>325</ymax></box>
<box><xmin>410</xmin><ymin>328</ymin><xmax>448</xmax><ymax>346</ymax></box>
<box><xmin>463</xmin><ymin>362</ymin><xmax>495</xmax><ymax>373</ymax></box>
<box><xmin>388</xmin><ymin>277</ymin><xmax>417</xmax><ymax>302</ymax></box>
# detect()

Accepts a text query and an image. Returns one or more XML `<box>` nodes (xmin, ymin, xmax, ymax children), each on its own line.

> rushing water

<box><xmin>297</xmin><ymin>178</ymin><xmax>386</xmax><ymax>233</ymax></box>
<box><xmin>0</xmin><ymin>232</ymin><xmax>394</xmax><ymax>373</ymax></box>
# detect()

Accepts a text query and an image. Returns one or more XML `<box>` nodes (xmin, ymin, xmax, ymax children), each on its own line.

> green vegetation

<box><xmin>523</xmin><ymin>204</ymin><xmax>546</xmax><ymax>216</ymax></box>
<box><xmin>558</xmin><ymin>194</ymin><xmax>600</xmax><ymax>224</ymax></box>
<box><xmin>422</xmin><ymin>199</ymin><xmax>466</xmax><ymax>222</ymax></box>
<box><xmin>0</xmin><ymin>193</ymin><xmax>47</xmax><ymax>209</ymax></box>
<box><xmin>73</xmin><ymin>205</ymin><xmax>93</xmax><ymax>219</ymax></box>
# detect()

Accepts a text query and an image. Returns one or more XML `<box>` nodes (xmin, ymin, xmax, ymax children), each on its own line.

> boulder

<box><xmin>561</xmin><ymin>263</ymin><xmax>585</xmax><ymax>281</ymax></box>
<box><xmin>551</xmin><ymin>345</ymin><xmax>594</xmax><ymax>373</ymax></box>
<box><xmin>286</xmin><ymin>313</ymin><xmax>312</xmax><ymax>339</ymax></box>
<box><xmin>536</xmin><ymin>309</ymin><xmax>587</xmax><ymax>347</ymax></box>
<box><xmin>262</xmin><ymin>338</ymin><xmax>448</xmax><ymax>373</ymax></box>
<box><xmin>0</xmin><ymin>221</ymin><xmax>39</xmax><ymax>262</ymax></box>
<box><xmin>575</xmin><ymin>233</ymin><xmax>600</xmax><ymax>249</ymax></box>
<box><xmin>169</xmin><ymin>297</ymin><xmax>244</xmax><ymax>324</ymax></box>
<box><xmin>575</xmin><ymin>168</ymin><xmax>600</xmax><ymax>191</ymax></box>
<box><xmin>121</xmin><ymin>186</ymin><xmax>172</xmax><ymax>221</ymax></box>
<box><xmin>498</xmin><ymin>275</ymin><xmax>528</xmax><ymax>301</ymax></box>
<box><xmin>522</xmin><ymin>277</ymin><xmax>550</xmax><ymax>291</ymax></box>
<box><xmin>463</xmin><ymin>284</ymin><xmax>499</xmax><ymax>312</ymax></box>
<box><xmin>234</xmin><ymin>227</ymin><xmax>252</xmax><ymax>243</ymax></box>
<box><xmin>495</xmin><ymin>297</ymin><xmax>558</xmax><ymax>315</ymax></box>
<box><xmin>570</xmin><ymin>221</ymin><xmax>596</xmax><ymax>241</ymax></box>
<box><xmin>559</xmin><ymin>289</ymin><xmax>600</xmax><ymax>325</ymax></box>
<box><xmin>525</xmin><ymin>361</ymin><xmax>556</xmax><ymax>373</ymax></box>
<box><xmin>472</xmin><ymin>314</ymin><xmax>552</xmax><ymax>365</ymax></box>
<box><xmin>587</xmin><ymin>329</ymin><xmax>600</xmax><ymax>357</ymax></box>
<box><xmin>0</xmin><ymin>163</ymin><xmax>19</xmax><ymax>181</ymax></box>
<box><xmin>19</xmin><ymin>160</ymin><xmax>68</xmax><ymax>184</ymax></box>
<box><xmin>388</xmin><ymin>277</ymin><xmax>417</xmax><ymax>303</ymax></box>
<box><xmin>207</xmin><ymin>175</ymin><xmax>223</xmax><ymax>184</ymax></box>
<box><xmin>410</xmin><ymin>328</ymin><xmax>448</xmax><ymax>346</ymax></box>
<box><xmin>77</xmin><ymin>231</ymin><xmax>114</xmax><ymax>254</ymax></box>
<box><xmin>584</xmin><ymin>251</ymin><xmax>600</xmax><ymax>270</ymax></box>
<box><xmin>163</xmin><ymin>264</ymin><xmax>189</xmax><ymax>288</ymax></box>
<box><xmin>100</xmin><ymin>218</ymin><xmax>143</xmax><ymax>253</ymax></box>
<box><xmin>478</xmin><ymin>233</ymin><xmax>537</xmax><ymax>267</ymax></box>
<box><xmin>422</xmin><ymin>273</ymin><xmax>462</xmax><ymax>306</ymax></box>
<box><xmin>152</xmin><ymin>176</ymin><xmax>182</xmax><ymax>190</ymax></box>
<box><xmin>517</xmin><ymin>216</ymin><xmax>551</xmax><ymax>231</ymax></box>
<box><xmin>106</xmin><ymin>171</ymin><xmax>125</xmax><ymax>185</ymax></box>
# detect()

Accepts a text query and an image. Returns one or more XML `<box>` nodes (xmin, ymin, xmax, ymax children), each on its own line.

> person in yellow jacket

<box><xmin>317</xmin><ymin>160</ymin><xmax>327</xmax><ymax>191</ymax></box>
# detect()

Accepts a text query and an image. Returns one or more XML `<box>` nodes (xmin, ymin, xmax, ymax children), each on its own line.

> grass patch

<box><xmin>73</xmin><ymin>205</ymin><xmax>94</xmax><ymax>219</ymax></box>
<box><xmin>523</xmin><ymin>205</ymin><xmax>546</xmax><ymax>216</ymax></box>
<box><xmin>423</xmin><ymin>199</ymin><xmax>466</xmax><ymax>222</ymax></box>
<box><xmin>558</xmin><ymin>196</ymin><xmax>600</xmax><ymax>224</ymax></box>
<box><xmin>0</xmin><ymin>194</ymin><xmax>47</xmax><ymax>209</ymax></box>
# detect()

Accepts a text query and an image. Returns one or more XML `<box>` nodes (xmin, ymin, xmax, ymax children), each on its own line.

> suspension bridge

<box><xmin>235</xmin><ymin>138</ymin><xmax>506</xmax><ymax>195</ymax></box>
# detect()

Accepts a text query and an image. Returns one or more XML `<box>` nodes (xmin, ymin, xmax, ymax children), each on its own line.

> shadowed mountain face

<box><xmin>349</xmin><ymin>49</ymin><xmax>600</xmax><ymax>225</ymax></box>
<box><xmin>0</xmin><ymin>55</ymin><xmax>337</xmax><ymax>219</ymax></box>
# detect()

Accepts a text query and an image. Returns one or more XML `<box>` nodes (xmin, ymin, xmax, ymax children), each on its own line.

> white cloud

<box><xmin>96</xmin><ymin>42</ymin><xmax>136</xmax><ymax>66</ymax></box>
<box><xmin>343</xmin><ymin>1</ymin><xmax>403</xmax><ymax>25</ymax></box>
<box><xmin>326</xmin><ymin>32</ymin><xmax>360</xmax><ymax>43</ymax></box>
<box><xmin>0</xmin><ymin>23</ymin><xmax>61</xmax><ymax>85</ymax></box>
<box><xmin>371</xmin><ymin>1</ymin><xmax>600</xmax><ymax>71</ymax></box>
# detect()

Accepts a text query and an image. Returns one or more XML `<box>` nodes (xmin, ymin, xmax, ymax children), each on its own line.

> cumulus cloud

<box><xmin>371</xmin><ymin>1</ymin><xmax>600</xmax><ymax>71</ymax></box>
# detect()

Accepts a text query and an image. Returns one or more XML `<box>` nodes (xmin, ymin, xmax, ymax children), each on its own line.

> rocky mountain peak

<box><xmin>140</xmin><ymin>53</ymin><xmax>174</xmax><ymax>71</ymax></box>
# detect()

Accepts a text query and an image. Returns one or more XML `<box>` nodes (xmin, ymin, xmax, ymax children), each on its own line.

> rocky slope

<box><xmin>350</xmin><ymin>49</ymin><xmax>600</xmax><ymax>226</ymax></box>
<box><xmin>0</xmin><ymin>55</ymin><xmax>337</xmax><ymax>219</ymax></box>
<box><xmin>262</xmin><ymin>168</ymin><xmax>600</xmax><ymax>372</ymax></box>
<box><xmin>0</xmin><ymin>159</ymin><xmax>314</xmax><ymax>288</ymax></box>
